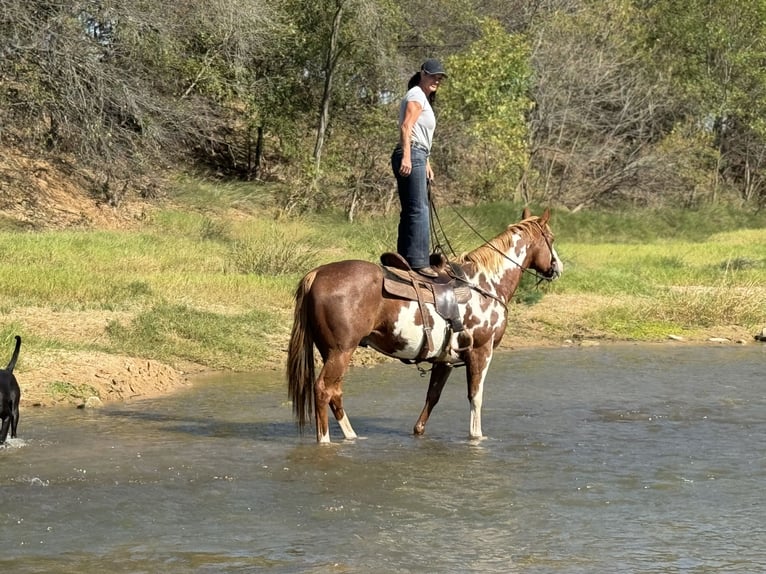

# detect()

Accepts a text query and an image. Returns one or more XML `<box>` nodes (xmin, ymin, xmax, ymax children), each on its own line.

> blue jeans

<box><xmin>391</xmin><ymin>145</ymin><xmax>431</xmax><ymax>269</ymax></box>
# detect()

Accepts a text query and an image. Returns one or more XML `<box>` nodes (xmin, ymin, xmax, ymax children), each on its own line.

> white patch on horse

<box><xmin>391</xmin><ymin>302</ymin><xmax>449</xmax><ymax>360</ymax></box>
<box><xmin>428</xmin><ymin>317</ymin><xmax>451</xmax><ymax>359</ymax></box>
<box><xmin>551</xmin><ymin>245</ymin><xmax>563</xmax><ymax>274</ymax></box>
<box><xmin>337</xmin><ymin>413</ymin><xmax>357</xmax><ymax>439</ymax></box>
<box><xmin>391</xmin><ymin>304</ymin><xmax>424</xmax><ymax>357</ymax></box>
<box><xmin>472</xmin><ymin>232</ymin><xmax>526</xmax><ymax>285</ymax></box>
<box><xmin>498</xmin><ymin>233</ymin><xmax>527</xmax><ymax>281</ymax></box>
<box><xmin>464</xmin><ymin>292</ymin><xmax>503</xmax><ymax>333</ymax></box>
<box><xmin>469</xmin><ymin>344</ymin><xmax>493</xmax><ymax>439</ymax></box>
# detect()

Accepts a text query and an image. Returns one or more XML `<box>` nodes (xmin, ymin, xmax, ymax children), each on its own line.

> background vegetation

<box><xmin>1</xmin><ymin>1</ymin><xmax>764</xmax><ymax>402</ymax></box>
<box><xmin>3</xmin><ymin>0</ymin><xmax>766</xmax><ymax>214</ymax></box>
<box><xmin>0</xmin><ymin>185</ymin><xmax>763</xmax><ymax>378</ymax></box>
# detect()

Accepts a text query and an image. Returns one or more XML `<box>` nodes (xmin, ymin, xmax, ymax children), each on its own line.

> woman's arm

<box><xmin>398</xmin><ymin>100</ymin><xmax>422</xmax><ymax>176</ymax></box>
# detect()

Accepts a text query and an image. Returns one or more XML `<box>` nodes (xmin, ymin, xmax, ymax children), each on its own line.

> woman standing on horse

<box><xmin>391</xmin><ymin>59</ymin><xmax>448</xmax><ymax>279</ymax></box>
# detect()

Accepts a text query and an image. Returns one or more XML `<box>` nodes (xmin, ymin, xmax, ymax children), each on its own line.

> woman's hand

<box><xmin>399</xmin><ymin>156</ymin><xmax>412</xmax><ymax>176</ymax></box>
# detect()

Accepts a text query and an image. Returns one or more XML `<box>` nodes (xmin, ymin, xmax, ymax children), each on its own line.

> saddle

<box><xmin>380</xmin><ymin>252</ymin><xmax>472</xmax><ymax>360</ymax></box>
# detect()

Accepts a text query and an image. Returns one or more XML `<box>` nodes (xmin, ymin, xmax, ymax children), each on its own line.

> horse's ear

<box><xmin>540</xmin><ymin>208</ymin><xmax>551</xmax><ymax>225</ymax></box>
<box><xmin>521</xmin><ymin>207</ymin><xmax>531</xmax><ymax>220</ymax></box>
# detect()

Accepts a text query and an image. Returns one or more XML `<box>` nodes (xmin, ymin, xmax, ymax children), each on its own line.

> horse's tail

<box><xmin>286</xmin><ymin>270</ymin><xmax>318</xmax><ymax>433</ymax></box>
<box><xmin>5</xmin><ymin>335</ymin><xmax>20</xmax><ymax>372</ymax></box>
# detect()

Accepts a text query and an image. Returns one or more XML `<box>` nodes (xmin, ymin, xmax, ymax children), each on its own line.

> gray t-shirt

<box><xmin>398</xmin><ymin>86</ymin><xmax>435</xmax><ymax>151</ymax></box>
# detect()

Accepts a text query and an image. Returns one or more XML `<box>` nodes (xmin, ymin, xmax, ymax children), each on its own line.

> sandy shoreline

<box><xmin>19</xmin><ymin>326</ymin><xmax>759</xmax><ymax>409</ymax></box>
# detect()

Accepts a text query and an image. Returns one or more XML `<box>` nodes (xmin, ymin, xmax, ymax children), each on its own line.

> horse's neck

<box><xmin>494</xmin><ymin>266</ymin><xmax>524</xmax><ymax>303</ymax></box>
<box><xmin>493</xmin><ymin>232</ymin><xmax>536</xmax><ymax>301</ymax></box>
<box><xmin>499</xmin><ymin>265</ymin><xmax>524</xmax><ymax>303</ymax></box>
<box><xmin>463</xmin><ymin>260</ymin><xmax>524</xmax><ymax>304</ymax></box>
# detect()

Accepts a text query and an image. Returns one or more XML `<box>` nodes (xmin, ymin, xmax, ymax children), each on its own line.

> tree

<box><xmin>0</xmin><ymin>0</ymin><xmax>286</xmax><ymax>194</ymax></box>
<box><xmin>525</xmin><ymin>0</ymin><xmax>675</xmax><ymax>207</ymax></box>
<box><xmin>282</xmin><ymin>0</ymin><xmax>401</xmax><ymax>173</ymax></box>
<box><xmin>643</xmin><ymin>0</ymin><xmax>766</xmax><ymax>205</ymax></box>
<box><xmin>439</xmin><ymin>19</ymin><xmax>532</xmax><ymax>201</ymax></box>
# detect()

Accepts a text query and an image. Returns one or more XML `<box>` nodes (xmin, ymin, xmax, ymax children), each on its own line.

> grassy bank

<box><xmin>0</xmin><ymin>180</ymin><xmax>764</xmax><ymax>404</ymax></box>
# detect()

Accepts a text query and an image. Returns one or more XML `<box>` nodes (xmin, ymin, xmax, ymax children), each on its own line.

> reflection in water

<box><xmin>1</xmin><ymin>344</ymin><xmax>765</xmax><ymax>573</ymax></box>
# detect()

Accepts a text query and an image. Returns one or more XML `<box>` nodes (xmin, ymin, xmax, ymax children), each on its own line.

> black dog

<box><xmin>0</xmin><ymin>335</ymin><xmax>21</xmax><ymax>444</ymax></box>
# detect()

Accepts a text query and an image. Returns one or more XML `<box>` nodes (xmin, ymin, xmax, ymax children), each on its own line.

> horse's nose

<box><xmin>551</xmin><ymin>258</ymin><xmax>563</xmax><ymax>278</ymax></box>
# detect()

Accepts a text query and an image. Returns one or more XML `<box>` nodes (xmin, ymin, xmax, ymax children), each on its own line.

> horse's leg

<box><xmin>413</xmin><ymin>363</ymin><xmax>453</xmax><ymax>435</ymax></box>
<box><xmin>314</xmin><ymin>350</ymin><xmax>354</xmax><ymax>443</ymax></box>
<box><xmin>329</xmin><ymin>394</ymin><xmax>357</xmax><ymax>440</ymax></box>
<box><xmin>465</xmin><ymin>347</ymin><xmax>493</xmax><ymax>439</ymax></box>
<box><xmin>328</xmin><ymin>356</ymin><xmax>357</xmax><ymax>440</ymax></box>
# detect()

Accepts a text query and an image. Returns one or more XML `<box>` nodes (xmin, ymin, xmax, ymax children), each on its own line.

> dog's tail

<box><xmin>5</xmin><ymin>335</ymin><xmax>21</xmax><ymax>372</ymax></box>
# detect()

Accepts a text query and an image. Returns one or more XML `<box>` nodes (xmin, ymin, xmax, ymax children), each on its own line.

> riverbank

<box><xmin>16</xmin><ymin>292</ymin><xmax>760</xmax><ymax>408</ymax></box>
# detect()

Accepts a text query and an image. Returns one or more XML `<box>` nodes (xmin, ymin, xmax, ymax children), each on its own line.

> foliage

<box><xmin>440</xmin><ymin>19</ymin><xmax>532</xmax><ymax>200</ymax></box>
<box><xmin>646</xmin><ymin>120</ymin><xmax>723</xmax><ymax>207</ymax></box>
<box><xmin>591</xmin><ymin>278</ymin><xmax>765</xmax><ymax>339</ymax></box>
<box><xmin>526</xmin><ymin>0</ymin><xmax>677</xmax><ymax>207</ymax></box>
<box><xmin>47</xmin><ymin>381</ymin><xmax>100</xmax><ymax>401</ymax></box>
<box><xmin>228</xmin><ymin>229</ymin><xmax>319</xmax><ymax>275</ymax></box>
<box><xmin>3</xmin><ymin>0</ymin><xmax>766</xmax><ymax>210</ymax></box>
<box><xmin>642</xmin><ymin>0</ymin><xmax>766</xmax><ymax>204</ymax></box>
<box><xmin>105</xmin><ymin>302</ymin><xmax>283</xmax><ymax>370</ymax></box>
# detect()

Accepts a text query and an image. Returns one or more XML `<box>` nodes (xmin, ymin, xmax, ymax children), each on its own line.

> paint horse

<box><xmin>286</xmin><ymin>208</ymin><xmax>562</xmax><ymax>443</ymax></box>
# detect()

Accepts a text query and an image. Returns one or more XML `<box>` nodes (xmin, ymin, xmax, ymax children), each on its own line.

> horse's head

<box><xmin>459</xmin><ymin>208</ymin><xmax>563</xmax><ymax>286</ymax></box>
<box><xmin>521</xmin><ymin>207</ymin><xmax>563</xmax><ymax>281</ymax></box>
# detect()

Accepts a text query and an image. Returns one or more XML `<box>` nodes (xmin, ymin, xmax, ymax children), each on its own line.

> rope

<box><xmin>427</xmin><ymin>182</ymin><xmax>554</xmax><ymax>284</ymax></box>
<box><xmin>427</xmin><ymin>180</ymin><xmax>457</xmax><ymax>258</ymax></box>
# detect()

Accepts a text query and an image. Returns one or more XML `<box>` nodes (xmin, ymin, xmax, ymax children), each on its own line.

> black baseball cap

<box><xmin>421</xmin><ymin>59</ymin><xmax>448</xmax><ymax>77</ymax></box>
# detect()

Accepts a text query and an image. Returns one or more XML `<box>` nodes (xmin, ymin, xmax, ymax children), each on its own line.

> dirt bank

<box><xmin>15</xmin><ymin>294</ymin><xmax>758</xmax><ymax>409</ymax></box>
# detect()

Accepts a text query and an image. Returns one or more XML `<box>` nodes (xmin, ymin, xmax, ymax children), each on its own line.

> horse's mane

<box><xmin>457</xmin><ymin>217</ymin><xmax>542</xmax><ymax>275</ymax></box>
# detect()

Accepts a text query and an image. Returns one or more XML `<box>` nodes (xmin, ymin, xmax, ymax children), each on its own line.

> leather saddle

<box><xmin>380</xmin><ymin>252</ymin><xmax>471</xmax><ymax>333</ymax></box>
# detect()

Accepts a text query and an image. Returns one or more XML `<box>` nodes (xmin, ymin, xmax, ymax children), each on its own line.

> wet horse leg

<box><xmin>329</xmin><ymin>394</ymin><xmax>357</xmax><ymax>440</ymax></box>
<box><xmin>314</xmin><ymin>350</ymin><xmax>355</xmax><ymax>443</ymax></box>
<box><xmin>465</xmin><ymin>347</ymin><xmax>493</xmax><ymax>439</ymax></box>
<box><xmin>413</xmin><ymin>363</ymin><xmax>453</xmax><ymax>435</ymax></box>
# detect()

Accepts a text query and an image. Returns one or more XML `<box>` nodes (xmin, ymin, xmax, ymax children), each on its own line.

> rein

<box><xmin>428</xmin><ymin>185</ymin><xmax>555</xmax><ymax>286</ymax></box>
<box><xmin>427</xmin><ymin>184</ymin><xmax>505</xmax><ymax>307</ymax></box>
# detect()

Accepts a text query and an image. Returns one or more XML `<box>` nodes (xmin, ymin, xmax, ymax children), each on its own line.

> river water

<box><xmin>1</xmin><ymin>344</ymin><xmax>764</xmax><ymax>573</ymax></box>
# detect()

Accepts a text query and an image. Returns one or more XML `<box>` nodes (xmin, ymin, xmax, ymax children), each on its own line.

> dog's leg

<box><xmin>10</xmin><ymin>382</ymin><xmax>19</xmax><ymax>438</ymax></box>
<box><xmin>11</xmin><ymin>406</ymin><xmax>19</xmax><ymax>439</ymax></box>
<box><xmin>0</xmin><ymin>416</ymin><xmax>9</xmax><ymax>444</ymax></box>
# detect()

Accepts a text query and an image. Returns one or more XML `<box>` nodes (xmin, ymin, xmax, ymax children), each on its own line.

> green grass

<box><xmin>104</xmin><ymin>303</ymin><xmax>283</xmax><ymax>370</ymax></box>
<box><xmin>585</xmin><ymin>278</ymin><xmax>765</xmax><ymax>340</ymax></box>
<box><xmin>47</xmin><ymin>380</ymin><xmax>100</xmax><ymax>401</ymax></box>
<box><xmin>0</xmin><ymin>181</ymin><xmax>763</xmax><ymax>371</ymax></box>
